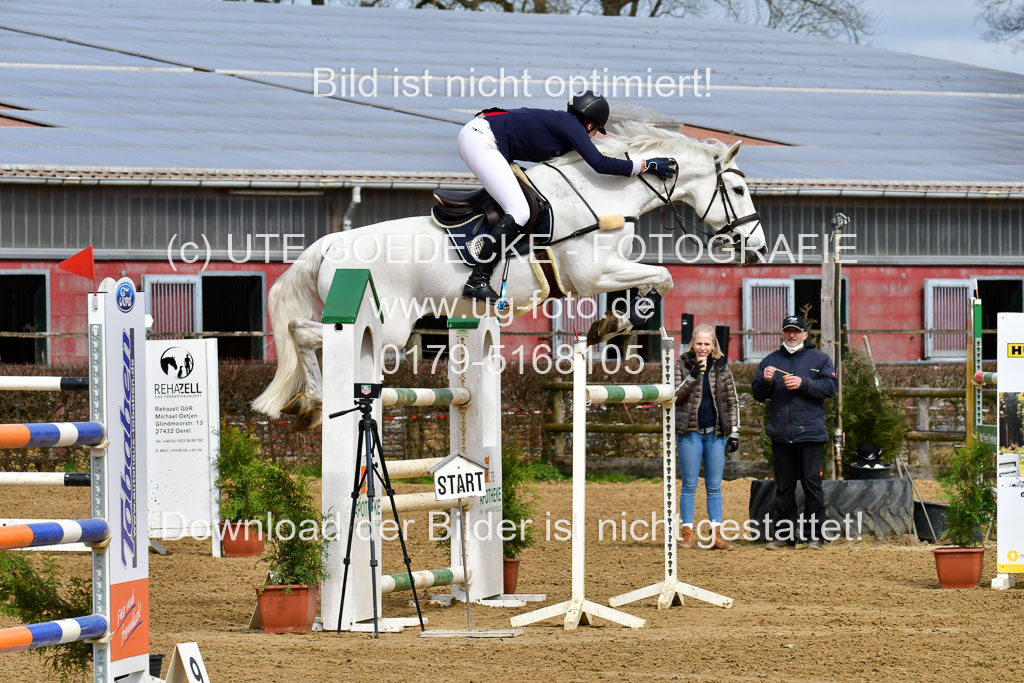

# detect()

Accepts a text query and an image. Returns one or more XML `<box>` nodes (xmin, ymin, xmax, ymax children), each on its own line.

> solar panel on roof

<box><xmin>0</xmin><ymin>0</ymin><xmax>1023</xmax><ymax>183</ymax></box>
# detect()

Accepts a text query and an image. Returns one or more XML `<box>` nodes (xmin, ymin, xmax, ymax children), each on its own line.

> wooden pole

<box><xmin>831</xmin><ymin>213</ymin><xmax>849</xmax><ymax>480</ymax></box>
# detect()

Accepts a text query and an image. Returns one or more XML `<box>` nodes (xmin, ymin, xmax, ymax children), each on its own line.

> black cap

<box><xmin>782</xmin><ymin>315</ymin><xmax>805</xmax><ymax>331</ymax></box>
<box><xmin>856</xmin><ymin>442</ymin><xmax>881</xmax><ymax>463</ymax></box>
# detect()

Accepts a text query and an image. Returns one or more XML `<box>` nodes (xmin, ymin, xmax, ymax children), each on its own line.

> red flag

<box><xmin>59</xmin><ymin>246</ymin><xmax>95</xmax><ymax>290</ymax></box>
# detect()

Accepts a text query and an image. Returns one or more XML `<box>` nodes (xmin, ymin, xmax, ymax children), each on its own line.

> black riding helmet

<box><xmin>567</xmin><ymin>90</ymin><xmax>610</xmax><ymax>134</ymax></box>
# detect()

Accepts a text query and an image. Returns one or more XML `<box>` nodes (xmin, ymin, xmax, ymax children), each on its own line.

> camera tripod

<box><xmin>329</xmin><ymin>395</ymin><xmax>424</xmax><ymax>637</ymax></box>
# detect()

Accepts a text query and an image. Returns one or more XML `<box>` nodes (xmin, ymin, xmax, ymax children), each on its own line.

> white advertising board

<box><xmin>996</xmin><ymin>313</ymin><xmax>1024</xmax><ymax>577</ymax></box>
<box><xmin>146</xmin><ymin>338</ymin><xmax>221</xmax><ymax>557</ymax></box>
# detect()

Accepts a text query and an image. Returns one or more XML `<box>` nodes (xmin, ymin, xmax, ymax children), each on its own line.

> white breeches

<box><xmin>456</xmin><ymin>118</ymin><xmax>531</xmax><ymax>225</ymax></box>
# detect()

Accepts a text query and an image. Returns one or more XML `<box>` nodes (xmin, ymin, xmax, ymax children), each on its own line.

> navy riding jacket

<box><xmin>751</xmin><ymin>340</ymin><xmax>838</xmax><ymax>444</ymax></box>
<box><xmin>482</xmin><ymin>108</ymin><xmax>635</xmax><ymax>176</ymax></box>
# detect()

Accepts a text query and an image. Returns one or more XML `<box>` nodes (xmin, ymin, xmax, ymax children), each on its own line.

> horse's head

<box><xmin>599</xmin><ymin>122</ymin><xmax>767</xmax><ymax>264</ymax></box>
<box><xmin>686</xmin><ymin>140</ymin><xmax>767</xmax><ymax>264</ymax></box>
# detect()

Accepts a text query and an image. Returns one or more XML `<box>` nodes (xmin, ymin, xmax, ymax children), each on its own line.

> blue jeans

<box><xmin>677</xmin><ymin>432</ymin><xmax>726</xmax><ymax>526</ymax></box>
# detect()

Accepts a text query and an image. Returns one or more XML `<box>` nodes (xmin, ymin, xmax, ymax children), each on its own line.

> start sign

<box><xmin>431</xmin><ymin>452</ymin><xmax>486</xmax><ymax>502</ymax></box>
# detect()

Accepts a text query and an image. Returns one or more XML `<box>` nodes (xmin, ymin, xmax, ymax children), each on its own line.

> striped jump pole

<box><xmin>0</xmin><ymin>422</ymin><xmax>105</xmax><ymax>449</ymax></box>
<box><xmin>382</xmin><ymin>388</ymin><xmax>471</xmax><ymax>407</ymax></box>
<box><xmin>974</xmin><ymin>370</ymin><xmax>998</xmax><ymax>385</ymax></box>
<box><xmin>0</xmin><ymin>377</ymin><xmax>89</xmax><ymax>392</ymax></box>
<box><xmin>381</xmin><ymin>567</ymin><xmax>469</xmax><ymax>594</ymax></box>
<box><xmin>0</xmin><ymin>472</ymin><xmax>91</xmax><ymax>486</ymax></box>
<box><xmin>586</xmin><ymin>384</ymin><xmax>674</xmax><ymax>404</ymax></box>
<box><xmin>0</xmin><ymin>615</ymin><xmax>108</xmax><ymax>654</ymax></box>
<box><xmin>0</xmin><ymin>519</ymin><xmax>109</xmax><ymax>551</ymax></box>
<box><xmin>382</xmin><ymin>493</ymin><xmax>469</xmax><ymax>515</ymax></box>
<box><xmin>385</xmin><ymin>458</ymin><xmax>443</xmax><ymax>480</ymax></box>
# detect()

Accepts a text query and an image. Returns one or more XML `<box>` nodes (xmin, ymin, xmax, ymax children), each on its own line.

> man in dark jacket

<box><xmin>751</xmin><ymin>315</ymin><xmax>838</xmax><ymax>549</ymax></box>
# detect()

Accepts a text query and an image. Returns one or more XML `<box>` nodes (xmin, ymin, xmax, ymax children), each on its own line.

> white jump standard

<box><xmin>511</xmin><ymin>338</ymin><xmax>647</xmax><ymax>630</ymax></box>
<box><xmin>608</xmin><ymin>334</ymin><xmax>733</xmax><ymax>611</ymax></box>
<box><xmin>0</xmin><ymin>278</ymin><xmax>152</xmax><ymax>682</ymax></box>
<box><xmin>511</xmin><ymin>332</ymin><xmax>732</xmax><ymax>630</ymax></box>
<box><xmin>319</xmin><ymin>269</ymin><xmax>541</xmax><ymax>633</ymax></box>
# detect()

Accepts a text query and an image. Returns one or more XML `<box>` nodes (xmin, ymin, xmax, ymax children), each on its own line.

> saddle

<box><xmin>431</xmin><ymin>163</ymin><xmax>550</xmax><ymax>236</ymax></box>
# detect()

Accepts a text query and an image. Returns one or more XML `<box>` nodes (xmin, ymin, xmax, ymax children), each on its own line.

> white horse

<box><xmin>253</xmin><ymin>122</ymin><xmax>766</xmax><ymax>429</ymax></box>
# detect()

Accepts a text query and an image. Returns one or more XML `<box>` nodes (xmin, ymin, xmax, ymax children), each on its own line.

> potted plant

<box><xmin>216</xmin><ymin>424</ymin><xmax>270</xmax><ymax>557</ymax></box>
<box><xmin>252</xmin><ymin>461</ymin><xmax>327</xmax><ymax>633</ymax></box>
<box><xmin>933</xmin><ymin>439</ymin><xmax>996</xmax><ymax>588</ymax></box>
<box><xmin>501</xmin><ymin>444</ymin><xmax>538</xmax><ymax>594</ymax></box>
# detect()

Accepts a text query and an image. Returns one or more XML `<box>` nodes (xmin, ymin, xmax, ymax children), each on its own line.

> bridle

<box><xmin>698</xmin><ymin>159</ymin><xmax>761</xmax><ymax>234</ymax></box>
<box><xmin>634</xmin><ymin>156</ymin><xmax>761</xmax><ymax>239</ymax></box>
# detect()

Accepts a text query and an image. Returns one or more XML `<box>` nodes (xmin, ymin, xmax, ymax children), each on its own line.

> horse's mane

<box><xmin>546</xmin><ymin>121</ymin><xmax>728</xmax><ymax>169</ymax></box>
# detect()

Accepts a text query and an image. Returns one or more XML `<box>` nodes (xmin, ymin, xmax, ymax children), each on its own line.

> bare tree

<box><xmin>711</xmin><ymin>0</ymin><xmax>874</xmax><ymax>43</ymax></box>
<box><xmin>240</xmin><ymin>0</ymin><xmax>876</xmax><ymax>40</ymax></box>
<box><xmin>977</xmin><ymin>0</ymin><xmax>1024</xmax><ymax>47</ymax></box>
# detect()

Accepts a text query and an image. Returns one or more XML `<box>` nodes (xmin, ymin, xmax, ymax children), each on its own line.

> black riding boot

<box><xmin>462</xmin><ymin>213</ymin><xmax>522</xmax><ymax>304</ymax></box>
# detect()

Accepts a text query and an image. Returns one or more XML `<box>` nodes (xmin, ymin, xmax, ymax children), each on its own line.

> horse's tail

<box><xmin>251</xmin><ymin>242</ymin><xmax>324</xmax><ymax>418</ymax></box>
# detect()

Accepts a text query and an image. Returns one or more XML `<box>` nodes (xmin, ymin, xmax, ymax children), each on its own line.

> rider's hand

<box><xmin>643</xmin><ymin>157</ymin><xmax>677</xmax><ymax>180</ymax></box>
<box><xmin>727</xmin><ymin>436</ymin><xmax>740</xmax><ymax>453</ymax></box>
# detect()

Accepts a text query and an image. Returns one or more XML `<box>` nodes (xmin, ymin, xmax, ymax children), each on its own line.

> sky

<box><xmin>861</xmin><ymin>0</ymin><xmax>1024</xmax><ymax>75</ymax></box>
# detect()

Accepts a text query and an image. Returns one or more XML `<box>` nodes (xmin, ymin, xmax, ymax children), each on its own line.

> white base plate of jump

<box><xmin>309</xmin><ymin>616</ymin><xmax>427</xmax><ymax>633</ymax></box>
<box><xmin>511</xmin><ymin>597</ymin><xmax>645</xmax><ymax>630</ymax></box>
<box><xmin>992</xmin><ymin>574</ymin><xmax>1017</xmax><ymax>590</ymax></box>
<box><xmin>420</xmin><ymin>629</ymin><xmax>522</xmax><ymax>638</ymax></box>
<box><xmin>609</xmin><ymin>579</ymin><xmax>733</xmax><ymax>610</ymax></box>
<box><xmin>431</xmin><ymin>592</ymin><xmax>547</xmax><ymax>608</ymax></box>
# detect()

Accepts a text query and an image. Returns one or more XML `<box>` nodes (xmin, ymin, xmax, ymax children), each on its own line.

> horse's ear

<box><xmin>724</xmin><ymin>140</ymin><xmax>742</xmax><ymax>164</ymax></box>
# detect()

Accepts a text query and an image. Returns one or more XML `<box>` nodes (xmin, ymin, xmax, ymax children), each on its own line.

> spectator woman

<box><xmin>676</xmin><ymin>324</ymin><xmax>740</xmax><ymax>550</ymax></box>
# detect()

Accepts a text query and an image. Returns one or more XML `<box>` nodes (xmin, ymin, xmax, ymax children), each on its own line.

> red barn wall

<box><xmin>4</xmin><ymin>259</ymin><xmax>1023</xmax><ymax>365</ymax></box>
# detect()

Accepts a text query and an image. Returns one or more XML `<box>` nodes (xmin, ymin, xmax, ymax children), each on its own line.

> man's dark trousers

<box><xmin>772</xmin><ymin>441</ymin><xmax>826</xmax><ymax>543</ymax></box>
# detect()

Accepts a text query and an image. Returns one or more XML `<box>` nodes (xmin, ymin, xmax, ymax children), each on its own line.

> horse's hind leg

<box><xmin>280</xmin><ymin>318</ymin><xmax>324</xmax><ymax>431</ymax></box>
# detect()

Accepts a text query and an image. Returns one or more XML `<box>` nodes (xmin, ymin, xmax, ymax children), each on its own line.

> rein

<box><xmin>541</xmin><ymin>161</ymin><xmax>637</xmax><ymax>247</ymax></box>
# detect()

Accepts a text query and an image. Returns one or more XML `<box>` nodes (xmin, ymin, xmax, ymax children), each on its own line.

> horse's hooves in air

<box><xmin>280</xmin><ymin>394</ymin><xmax>305</xmax><ymax>416</ymax></box>
<box><xmin>289</xmin><ymin>408</ymin><xmax>322</xmax><ymax>433</ymax></box>
<box><xmin>586</xmin><ymin>310</ymin><xmax>633</xmax><ymax>346</ymax></box>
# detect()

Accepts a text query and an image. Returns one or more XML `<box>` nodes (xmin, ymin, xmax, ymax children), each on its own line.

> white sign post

<box><xmin>145</xmin><ymin>338</ymin><xmax>222</xmax><ymax>557</ymax></box>
<box><xmin>423</xmin><ymin>453</ymin><xmax>520</xmax><ymax>638</ymax></box>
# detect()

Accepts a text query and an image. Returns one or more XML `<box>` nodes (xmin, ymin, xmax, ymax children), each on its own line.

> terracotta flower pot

<box><xmin>933</xmin><ymin>547</ymin><xmax>985</xmax><ymax>588</ymax></box>
<box><xmin>219</xmin><ymin>521</ymin><xmax>266</xmax><ymax>557</ymax></box>
<box><xmin>503</xmin><ymin>557</ymin><xmax>521</xmax><ymax>595</ymax></box>
<box><xmin>255</xmin><ymin>585</ymin><xmax>319</xmax><ymax>634</ymax></box>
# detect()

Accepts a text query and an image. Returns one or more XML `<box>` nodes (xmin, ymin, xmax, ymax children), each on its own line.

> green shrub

<box><xmin>0</xmin><ymin>552</ymin><xmax>91</xmax><ymax>681</ymax></box>
<box><xmin>217</xmin><ymin>423</ymin><xmax>273</xmax><ymax>523</ymax></box>
<box><xmin>253</xmin><ymin>462</ymin><xmax>327</xmax><ymax>587</ymax></box>
<box><xmin>940</xmin><ymin>440</ymin><xmax>996</xmax><ymax>548</ymax></box>
<box><xmin>502</xmin><ymin>444</ymin><xmax>538</xmax><ymax>560</ymax></box>
<box><xmin>840</xmin><ymin>350</ymin><xmax>908</xmax><ymax>476</ymax></box>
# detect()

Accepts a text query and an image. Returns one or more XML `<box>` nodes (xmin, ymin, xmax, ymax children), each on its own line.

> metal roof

<box><xmin>1</xmin><ymin>0</ymin><xmax>1024</xmax><ymax>190</ymax></box>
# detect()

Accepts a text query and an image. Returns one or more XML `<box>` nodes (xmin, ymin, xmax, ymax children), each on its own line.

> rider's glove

<box><xmin>643</xmin><ymin>158</ymin><xmax>677</xmax><ymax>180</ymax></box>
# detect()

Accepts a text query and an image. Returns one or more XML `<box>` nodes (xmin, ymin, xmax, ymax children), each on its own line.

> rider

<box><xmin>457</xmin><ymin>90</ymin><xmax>678</xmax><ymax>303</ymax></box>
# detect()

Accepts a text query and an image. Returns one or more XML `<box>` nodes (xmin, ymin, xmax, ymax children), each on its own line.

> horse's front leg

<box><xmin>280</xmin><ymin>318</ymin><xmax>324</xmax><ymax>431</ymax></box>
<box><xmin>579</xmin><ymin>257</ymin><xmax>675</xmax><ymax>344</ymax></box>
<box><xmin>583</xmin><ymin>256</ymin><xmax>674</xmax><ymax>298</ymax></box>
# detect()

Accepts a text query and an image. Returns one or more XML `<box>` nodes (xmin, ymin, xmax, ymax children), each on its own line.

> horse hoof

<box><xmin>280</xmin><ymin>394</ymin><xmax>304</xmax><ymax>416</ymax></box>
<box><xmin>586</xmin><ymin>311</ymin><xmax>633</xmax><ymax>346</ymax></box>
